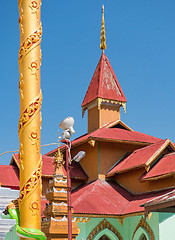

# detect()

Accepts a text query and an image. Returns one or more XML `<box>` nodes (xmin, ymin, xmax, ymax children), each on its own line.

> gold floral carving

<box><xmin>29</xmin><ymin>1</ymin><xmax>39</xmax><ymax>20</ymax></box>
<box><xmin>87</xmin><ymin>219</ymin><xmax>123</xmax><ymax>240</ymax></box>
<box><xmin>19</xmin><ymin>26</ymin><xmax>42</xmax><ymax>62</ymax></box>
<box><xmin>19</xmin><ymin>161</ymin><xmax>42</xmax><ymax>203</ymax></box>
<box><xmin>29</xmin><ymin>126</ymin><xmax>39</xmax><ymax>152</ymax></box>
<box><xmin>18</xmin><ymin>7</ymin><xmax>24</xmax><ymax>34</ymax></box>
<box><xmin>19</xmin><ymin>73</ymin><xmax>24</xmax><ymax>99</ymax></box>
<box><xmin>18</xmin><ymin>94</ymin><xmax>42</xmax><ymax>133</ymax></box>
<box><xmin>28</xmin><ymin>61</ymin><xmax>39</xmax><ymax>84</ymax></box>
<box><xmin>19</xmin><ymin>143</ymin><xmax>24</xmax><ymax>171</ymax></box>
<box><xmin>132</xmin><ymin>217</ymin><xmax>155</xmax><ymax>240</ymax></box>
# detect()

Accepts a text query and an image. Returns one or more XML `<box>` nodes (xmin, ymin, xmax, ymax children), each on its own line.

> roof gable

<box><xmin>81</xmin><ymin>53</ymin><xmax>126</xmax><ymax>107</ymax></box>
<box><xmin>140</xmin><ymin>152</ymin><xmax>175</xmax><ymax>181</ymax></box>
<box><xmin>11</xmin><ymin>153</ymin><xmax>88</xmax><ymax>179</ymax></box>
<box><xmin>105</xmin><ymin>120</ymin><xmax>132</xmax><ymax>131</ymax></box>
<box><xmin>107</xmin><ymin>139</ymin><xmax>173</xmax><ymax>176</ymax></box>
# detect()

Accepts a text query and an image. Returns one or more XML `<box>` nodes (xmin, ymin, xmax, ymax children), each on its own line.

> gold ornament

<box><xmin>87</xmin><ymin>219</ymin><xmax>123</xmax><ymax>240</ymax></box>
<box><xmin>100</xmin><ymin>5</ymin><xmax>107</xmax><ymax>53</ymax></box>
<box><xmin>132</xmin><ymin>217</ymin><xmax>155</xmax><ymax>240</ymax></box>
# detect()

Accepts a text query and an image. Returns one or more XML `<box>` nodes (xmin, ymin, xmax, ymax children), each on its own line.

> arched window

<box><xmin>139</xmin><ymin>234</ymin><xmax>147</xmax><ymax>240</ymax></box>
<box><xmin>99</xmin><ymin>235</ymin><xmax>111</xmax><ymax>240</ymax></box>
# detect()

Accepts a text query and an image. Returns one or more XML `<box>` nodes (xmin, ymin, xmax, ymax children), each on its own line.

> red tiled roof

<box><xmin>46</xmin><ymin>125</ymin><xmax>161</xmax><ymax>156</ymax></box>
<box><xmin>140</xmin><ymin>152</ymin><xmax>175</xmax><ymax>181</ymax></box>
<box><xmin>107</xmin><ymin>139</ymin><xmax>168</xmax><ymax>176</ymax></box>
<box><xmin>82</xmin><ymin>53</ymin><xmax>126</xmax><ymax>107</ymax></box>
<box><xmin>0</xmin><ymin>165</ymin><xmax>19</xmax><ymax>189</ymax></box>
<box><xmin>72</xmin><ymin>179</ymin><xmax>131</xmax><ymax>215</ymax></box>
<box><xmin>67</xmin><ymin>161</ymin><xmax>88</xmax><ymax>179</ymax></box>
<box><xmin>12</xmin><ymin>153</ymin><xmax>88</xmax><ymax>179</ymax></box>
<box><xmin>72</xmin><ymin>179</ymin><xmax>173</xmax><ymax>216</ymax></box>
<box><xmin>42</xmin><ymin>155</ymin><xmax>55</xmax><ymax>176</ymax></box>
<box><xmin>13</xmin><ymin>153</ymin><xmax>55</xmax><ymax>176</ymax></box>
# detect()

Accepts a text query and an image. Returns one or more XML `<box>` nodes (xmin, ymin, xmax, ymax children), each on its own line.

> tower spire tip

<box><xmin>100</xmin><ymin>4</ymin><xmax>107</xmax><ymax>53</ymax></box>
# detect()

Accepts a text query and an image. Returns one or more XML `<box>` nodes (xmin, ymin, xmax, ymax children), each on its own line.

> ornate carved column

<box><xmin>18</xmin><ymin>0</ymin><xmax>42</xmax><ymax>237</ymax></box>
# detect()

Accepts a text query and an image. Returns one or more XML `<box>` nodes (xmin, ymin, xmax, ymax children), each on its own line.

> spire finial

<box><xmin>53</xmin><ymin>130</ymin><xmax>63</xmax><ymax>175</ymax></box>
<box><xmin>100</xmin><ymin>5</ymin><xmax>107</xmax><ymax>53</ymax></box>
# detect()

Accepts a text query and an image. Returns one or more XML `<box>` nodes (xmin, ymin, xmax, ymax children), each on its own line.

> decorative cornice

<box><xmin>82</xmin><ymin>97</ymin><xmax>126</xmax><ymax>117</ymax></box>
<box><xmin>87</xmin><ymin>219</ymin><xmax>123</xmax><ymax>240</ymax></box>
<box><xmin>132</xmin><ymin>217</ymin><xmax>155</xmax><ymax>240</ymax></box>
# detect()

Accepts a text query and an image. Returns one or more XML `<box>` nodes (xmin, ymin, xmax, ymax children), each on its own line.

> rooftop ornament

<box><xmin>100</xmin><ymin>5</ymin><xmax>107</xmax><ymax>53</ymax></box>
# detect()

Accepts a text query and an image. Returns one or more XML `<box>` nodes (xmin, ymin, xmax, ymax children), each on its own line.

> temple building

<box><xmin>1</xmin><ymin>5</ymin><xmax>175</xmax><ymax>240</ymax></box>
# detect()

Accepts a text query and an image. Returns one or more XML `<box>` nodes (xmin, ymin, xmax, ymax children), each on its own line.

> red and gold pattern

<box><xmin>19</xmin><ymin>26</ymin><xmax>42</xmax><ymax>62</ymax></box>
<box><xmin>18</xmin><ymin>93</ymin><xmax>42</xmax><ymax>133</ymax></box>
<box><xmin>19</xmin><ymin>161</ymin><xmax>42</xmax><ymax>204</ymax></box>
<box><xmin>18</xmin><ymin>0</ymin><xmax>42</xmax><ymax>235</ymax></box>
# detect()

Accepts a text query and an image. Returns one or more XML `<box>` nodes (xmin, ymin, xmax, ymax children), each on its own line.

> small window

<box><xmin>139</xmin><ymin>234</ymin><xmax>147</xmax><ymax>240</ymax></box>
<box><xmin>99</xmin><ymin>235</ymin><xmax>111</xmax><ymax>240</ymax></box>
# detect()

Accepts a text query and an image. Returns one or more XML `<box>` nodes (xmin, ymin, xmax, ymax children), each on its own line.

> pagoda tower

<box><xmin>82</xmin><ymin>5</ymin><xmax>127</xmax><ymax>133</ymax></box>
<box><xmin>41</xmin><ymin>137</ymin><xmax>79</xmax><ymax>240</ymax></box>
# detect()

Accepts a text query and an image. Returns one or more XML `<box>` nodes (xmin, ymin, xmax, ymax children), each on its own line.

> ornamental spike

<box><xmin>100</xmin><ymin>5</ymin><xmax>107</xmax><ymax>53</ymax></box>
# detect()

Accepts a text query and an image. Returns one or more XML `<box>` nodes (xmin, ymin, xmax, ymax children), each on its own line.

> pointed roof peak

<box><xmin>100</xmin><ymin>5</ymin><xmax>107</xmax><ymax>53</ymax></box>
<box><xmin>81</xmin><ymin>53</ymin><xmax>127</xmax><ymax>115</ymax></box>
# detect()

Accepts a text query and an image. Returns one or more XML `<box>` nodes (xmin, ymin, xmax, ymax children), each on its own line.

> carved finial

<box><xmin>53</xmin><ymin>131</ymin><xmax>63</xmax><ymax>174</ymax></box>
<box><xmin>100</xmin><ymin>5</ymin><xmax>107</xmax><ymax>53</ymax></box>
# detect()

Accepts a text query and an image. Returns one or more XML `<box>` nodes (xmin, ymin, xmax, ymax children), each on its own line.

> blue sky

<box><xmin>0</xmin><ymin>1</ymin><xmax>175</xmax><ymax>164</ymax></box>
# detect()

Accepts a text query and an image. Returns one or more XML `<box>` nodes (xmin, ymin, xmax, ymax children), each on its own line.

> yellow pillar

<box><xmin>18</xmin><ymin>0</ymin><xmax>42</xmax><ymax>238</ymax></box>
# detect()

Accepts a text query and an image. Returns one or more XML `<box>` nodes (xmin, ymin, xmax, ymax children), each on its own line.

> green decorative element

<box><xmin>8</xmin><ymin>208</ymin><xmax>46</xmax><ymax>240</ymax></box>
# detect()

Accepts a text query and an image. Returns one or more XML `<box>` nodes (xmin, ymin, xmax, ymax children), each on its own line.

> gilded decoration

<box><xmin>87</xmin><ymin>219</ymin><xmax>123</xmax><ymax>240</ymax></box>
<box><xmin>19</xmin><ymin>161</ymin><xmax>42</xmax><ymax>203</ymax></box>
<box><xmin>100</xmin><ymin>5</ymin><xmax>107</xmax><ymax>52</ymax></box>
<box><xmin>132</xmin><ymin>217</ymin><xmax>155</xmax><ymax>240</ymax></box>
<box><xmin>18</xmin><ymin>93</ymin><xmax>42</xmax><ymax>133</ymax></box>
<box><xmin>29</xmin><ymin>126</ymin><xmax>39</xmax><ymax>152</ymax></box>
<box><xmin>19</xmin><ymin>73</ymin><xmax>24</xmax><ymax>99</ymax></box>
<box><xmin>18</xmin><ymin>26</ymin><xmax>42</xmax><ymax>62</ymax></box>
<box><xmin>18</xmin><ymin>0</ymin><xmax>42</xmax><ymax>233</ymax></box>
<box><xmin>19</xmin><ymin>143</ymin><xmax>24</xmax><ymax>171</ymax></box>
<box><xmin>29</xmin><ymin>1</ymin><xmax>40</xmax><ymax>20</ymax></box>
<box><xmin>18</xmin><ymin>7</ymin><xmax>24</xmax><ymax>34</ymax></box>
<box><xmin>28</xmin><ymin>61</ymin><xmax>39</xmax><ymax>84</ymax></box>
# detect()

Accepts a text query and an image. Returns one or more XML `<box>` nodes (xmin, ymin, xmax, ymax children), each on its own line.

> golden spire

<box><xmin>53</xmin><ymin>131</ymin><xmax>63</xmax><ymax>175</ymax></box>
<box><xmin>100</xmin><ymin>5</ymin><xmax>107</xmax><ymax>53</ymax></box>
